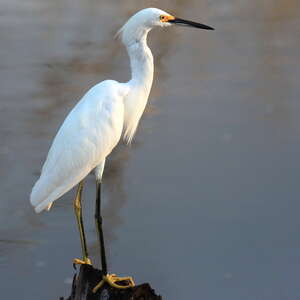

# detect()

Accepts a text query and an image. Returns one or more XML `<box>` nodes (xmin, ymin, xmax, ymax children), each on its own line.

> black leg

<box><xmin>92</xmin><ymin>179</ymin><xmax>135</xmax><ymax>293</ymax></box>
<box><xmin>95</xmin><ymin>180</ymin><xmax>107</xmax><ymax>275</ymax></box>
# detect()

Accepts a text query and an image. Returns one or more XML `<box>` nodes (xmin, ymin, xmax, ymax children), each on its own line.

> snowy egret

<box><xmin>30</xmin><ymin>8</ymin><xmax>214</xmax><ymax>291</ymax></box>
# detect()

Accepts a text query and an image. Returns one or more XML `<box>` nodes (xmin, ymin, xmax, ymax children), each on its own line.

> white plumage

<box><xmin>30</xmin><ymin>8</ymin><xmax>167</xmax><ymax>213</ymax></box>
<box><xmin>31</xmin><ymin>81</ymin><xmax>127</xmax><ymax>212</ymax></box>
<box><xmin>30</xmin><ymin>7</ymin><xmax>214</xmax><ymax>213</ymax></box>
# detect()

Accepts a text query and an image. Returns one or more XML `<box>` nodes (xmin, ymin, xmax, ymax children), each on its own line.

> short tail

<box><xmin>30</xmin><ymin>178</ymin><xmax>64</xmax><ymax>213</ymax></box>
<box><xmin>30</xmin><ymin>172</ymin><xmax>85</xmax><ymax>213</ymax></box>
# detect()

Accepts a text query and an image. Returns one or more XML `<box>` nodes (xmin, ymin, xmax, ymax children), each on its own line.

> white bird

<box><xmin>30</xmin><ymin>7</ymin><xmax>213</xmax><ymax>291</ymax></box>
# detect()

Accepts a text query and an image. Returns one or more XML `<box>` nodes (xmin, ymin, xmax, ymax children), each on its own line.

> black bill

<box><xmin>168</xmin><ymin>18</ymin><xmax>214</xmax><ymax>30</ymax></box>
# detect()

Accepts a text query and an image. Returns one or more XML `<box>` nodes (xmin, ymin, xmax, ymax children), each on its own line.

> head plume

<box><xmin>115</xmin><ymin>8</ymin><xmax>172</xmax><ymax>46</ymax></box>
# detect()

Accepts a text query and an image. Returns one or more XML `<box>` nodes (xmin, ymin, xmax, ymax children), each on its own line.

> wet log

<box><xmin>60</xmin><ymin>264</ymin><xmax>162</xmax><ymax>300</ymax></box>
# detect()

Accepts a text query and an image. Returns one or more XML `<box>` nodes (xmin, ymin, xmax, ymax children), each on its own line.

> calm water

<box><xmin>1</xmin><ymin>0</ymin><xmax>300</xmax><ymax>299</ymax></box>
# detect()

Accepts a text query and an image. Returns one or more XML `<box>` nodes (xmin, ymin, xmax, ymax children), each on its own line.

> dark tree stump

<box><xmin>60</xmin><ymin>264</ymin><xmax>162</xmax><ymax>300</ymax></box>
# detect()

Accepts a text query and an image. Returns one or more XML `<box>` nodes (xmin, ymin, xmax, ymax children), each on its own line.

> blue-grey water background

<box><xmin>1</xmin><ymin>0</ymin><xmax>300</xmax><ymax>299</ymax></box>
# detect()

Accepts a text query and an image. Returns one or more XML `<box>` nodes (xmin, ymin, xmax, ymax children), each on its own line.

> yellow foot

<box><xmin>92</xmin><ymin>273</ymin><xmax>135</xmax><ymax>293</ymax></box>
<box><xmin>73</xmin><ymin>257</ymin><xmax>92</xmax><ymax>265</ymax></box>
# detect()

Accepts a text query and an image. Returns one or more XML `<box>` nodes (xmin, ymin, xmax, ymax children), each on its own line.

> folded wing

<box><xmin>30</xmin><ymin>80</ymin><xmax>127</xmax><ymax>213</ymax></box>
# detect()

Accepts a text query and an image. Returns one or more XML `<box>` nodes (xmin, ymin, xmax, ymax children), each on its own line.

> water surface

<box><xmin>1</xmin><ymin>1</ymin><xmax>300</xmax><ymax>299</ymax></box>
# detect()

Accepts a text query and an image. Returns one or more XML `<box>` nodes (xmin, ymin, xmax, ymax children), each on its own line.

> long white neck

<box><xmin>127</xmin><ymin>34</ymin><xmax>153</xmax><ymax>86</ymax></box>
<box><xmin>123</xmin><ymin>32</ymin><xmax>154</xmax><ymax>143</ymax></box>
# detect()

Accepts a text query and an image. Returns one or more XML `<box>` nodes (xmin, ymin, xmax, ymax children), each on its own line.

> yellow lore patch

<box><xmin>160</xmin><ymin>15</ymin><xmax>175</xmax><ymax>22</ymax></box>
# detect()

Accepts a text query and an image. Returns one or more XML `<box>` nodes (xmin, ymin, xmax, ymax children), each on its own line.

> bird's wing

<box><xmin>31</xmin><ymin>80</ymin><xmax>128</xmax><ymax>213</ymax></box>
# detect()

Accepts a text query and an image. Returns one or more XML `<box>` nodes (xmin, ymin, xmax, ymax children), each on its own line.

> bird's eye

<box><xmin>160</xmin><ymin>15</ymin><xmax>166</xmax><ymax>21</ymax></box>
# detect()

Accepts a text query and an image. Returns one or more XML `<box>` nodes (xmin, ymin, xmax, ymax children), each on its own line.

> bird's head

<box><xmin>116</xmin><ymin>8</ymin><xmax>214</xmax><ymax>46</ymax></box>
